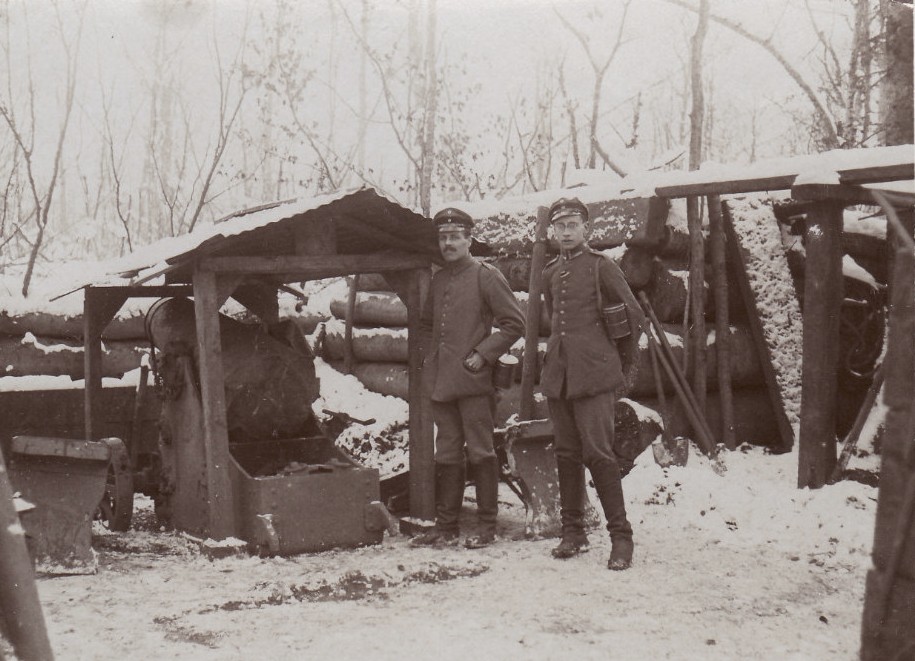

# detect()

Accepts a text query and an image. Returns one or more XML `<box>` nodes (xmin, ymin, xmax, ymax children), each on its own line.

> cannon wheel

<box><xmin>96</xmin><ymin>438</ymin><xmax>134</xmax><ymax>532</ymax></box>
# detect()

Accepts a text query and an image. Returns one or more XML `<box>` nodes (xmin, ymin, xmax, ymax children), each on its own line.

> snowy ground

<box><xmin>35</xmin><ymin>445</ymin><xmax>876</xmax><ymax>661</ymax></box>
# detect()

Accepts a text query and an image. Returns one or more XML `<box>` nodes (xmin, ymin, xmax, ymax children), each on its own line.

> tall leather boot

<box><xmin>551</xmin><ymin>458</ymin><xmax>590</xmax><ymax>559</ymax></box>
<box><xmin>411</xmin><ymin>462</ymin><xmax>465</xmax><ymax>547</ymax></box>
<box><xmin>465</xmin><ymin>456</ymin><xmax>499</xmax><ymax>548</ymax></box>
<box><xmin>589</xmin><ymin>458</ymin><xmax>633</xmax><ymax>570</ymax></box>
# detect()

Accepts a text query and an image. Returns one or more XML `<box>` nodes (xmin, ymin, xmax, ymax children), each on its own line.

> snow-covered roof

<box><xmin>449</xmin><ymin>145</ymin><xmax>913</xmax><ymax>256</ymax></box>
<box><xmin>648</xmin><ymin>144</ymin><xmax>913</xmax><ymax>197</ymax></box>
<box><xmin>59</xmin><ymin>187</ymin><xmax>435</xmax><ymax>296</ymax></box>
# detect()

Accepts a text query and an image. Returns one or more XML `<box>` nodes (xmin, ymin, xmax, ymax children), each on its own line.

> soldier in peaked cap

<box><xmin>411</xmin><ymin>207</ymin><xmax>525</xmax><ymax>548</ymax></box>
<box><xmin>540</xmin><ymin>196</ymin><xmax>645</xmax><ymax>570</ymax></box>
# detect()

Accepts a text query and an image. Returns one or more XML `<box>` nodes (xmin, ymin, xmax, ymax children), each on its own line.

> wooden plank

<box><xmin>797</xmin><ymin>201</ymin><xmax>844</xmax><ymax>488</ymax></box>
<box><xmin>687</xmin><ymin>195</ymin><xmax>707</xmax><ymax>415</ymax></box>
<box><xmin>520</xmin><ymin>207</ymin><xmax>551</xmax><ymax>421</ymax></box>
<box><xmin>861</xmin><ymin>217</ymin><xmax>915</xmax><ymax>660</ymax></box>
<box><xmin>793</xmin><ymin>181</ymin><xmax>915</xmax><ymax>207</ymax></box>
<box><xmin>83</xmin><ymin>287</ymin><xmax>127</xmax><ymax>440</ymax></box>
<box><xmin>0</xmin><ymin>451</ymin><xmax>54</xmax><ymax>661</ymax></box>
<box><xmin>721</xmin><ymin>201</ymin><xmax>797</xmax><ymax>453</ymax></box>
<box><xmin>200</xmin><ymin>252</ymin><xmax>430</xmax><ymax>277</ymax></box>
<box><xmin>192</xmin><ymin>267</ymin><xmax>236</xmax><ymax>540</ymax></box>
<box><xmin>656</xmin><ymin>161</ymin><xmax>913</xmax><ymax>199</ymax></box>
<box><xmin>84</xmin><ymin>284</ymin><xmax>193</xmax><ymax>299</ymax></box>
<box><xmin>294</xmin><ymin>216</ymin><xmax>337</xmax><ymax>255</ymax></box>
<box><xmin>708</xmin><ymin>194</ymin><xmax>736</xmax><ymax>449</ymax></box>
<box><xmin>405</xmin><ymin>268</ymin><xmax>435</xmax><ymax>519</ymax></box>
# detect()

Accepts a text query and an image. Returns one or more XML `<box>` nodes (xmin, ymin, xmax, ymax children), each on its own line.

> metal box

<box><xmin>229</xmin><ymin>437</ymin><xmax>384</xmax><ymax>555</ymax></box>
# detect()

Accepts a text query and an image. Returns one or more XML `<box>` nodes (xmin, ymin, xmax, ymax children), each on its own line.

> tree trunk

<box><xmin>880</xmin><ymin>1</ymin><xmax>914</xmax><ymax>145</ymax></box>
<box><xmin>419</xmin><ymin>0</ymin><xmax>438</xmax><ymax>216</ymax></box>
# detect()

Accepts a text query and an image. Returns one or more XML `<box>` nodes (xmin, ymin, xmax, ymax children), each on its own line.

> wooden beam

<box><xmin>797</xmin><ymin>201</ymin><xmax>844</xmax><ymax>488</ymax></box>
<box><xmin>83</xmin><ymin>287</ymin><xmax>127</xmax><ymax>440</ymax></box>
<box><xmin>0</xmin><ymin>451</ymin><xmax>54</xmax><ymax>660</ymax></box>
<box><xmin>708</xmin><ymin>194</ymin><xmax>736</xmax><ymax>449</ymax></box>
<box><xmin>861</xmin><ymin>209</ymin><xmax>915</xmax><ymax>659</ymax></box>
<box><xmin>192</xmin><ymin>267</ymin><xmax>236</xmax><ymax>540</ymax></box>
<box><xmin>405</xmin><ymin>267</ymin><xmax>435</xmax><ymax>520</ymax></box>
<box><xmin>200</xmin><ymin>252</ymin><xmax>430</xmax><ymax>278</ymax></box>
<box><xmin>83</xmin><ymin>284</ymin><xmax>194</xmax><ymax>299</ymax></box>
<box><xmin>687</xmin><ymin>195</ymin><xmax>707</xmax><ymax>416</ymax></box>
<box><xmin>656</xmin><ymin>162</ymin><xmax>914</xmax><ymax>199</ymax></box>
<box><xmin>793</xmin><ymin>181</ymin><xmax>915</xmax><ymax>207</ymax></box>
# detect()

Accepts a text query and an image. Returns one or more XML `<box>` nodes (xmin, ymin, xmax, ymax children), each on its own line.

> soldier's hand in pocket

<box><xmin>463</xmin><ymin>351</ymin><xmax>486</xmax><ymax>372</ymax></box>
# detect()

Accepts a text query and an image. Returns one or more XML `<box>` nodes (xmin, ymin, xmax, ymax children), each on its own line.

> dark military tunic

<box><xmin>420</xmin><ymin>255</ymin><xmax>525</xmax><ymax>402</ymax></box>
<box><xmin>540</xmin><ymin>248</ymin><xmax>644</xmax><ymax>400</ymax></box>
<box><xmin>420</xmin><ymin>254</ymin><xmax>525</xmax><ymax>465</ymax></box>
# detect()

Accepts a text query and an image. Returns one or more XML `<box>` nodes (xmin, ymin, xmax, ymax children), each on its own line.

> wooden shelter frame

<box><xmin>79</xmin><ymin>199</ymin><xmax>439</xmax><ymax>541</ymax></box>
<box><xmin>644</xmin><ymin>148</ymin><xmax>914</xmax><ymax>488</ymax></box>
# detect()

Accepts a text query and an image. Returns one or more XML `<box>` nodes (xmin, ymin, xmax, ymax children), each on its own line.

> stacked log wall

<box><xmin>0</xmin><ymin>309</ymin><xmax>150</xmax><ymax>381</ymax></box>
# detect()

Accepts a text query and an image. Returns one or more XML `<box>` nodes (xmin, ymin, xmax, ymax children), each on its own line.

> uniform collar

<box><xmin>443</xmin><ymin>254</ymin><xmax>475</xmax><ymax>272</ymax></box>
<box><xmin>561</xmin><ymin>246</ymin><xmax>586</xmax><ymax>262</ymax></box>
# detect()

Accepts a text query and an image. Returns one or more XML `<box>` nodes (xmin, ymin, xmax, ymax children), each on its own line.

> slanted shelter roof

<box><xmin>60</xmin><ymin>187</ymin><xmax>436</xmax><ymax>295</ymax></box>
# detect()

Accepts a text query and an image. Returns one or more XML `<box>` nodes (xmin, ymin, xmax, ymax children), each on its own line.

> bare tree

<box><xmin>663</xmin><ymin>0</ymin><xmax>841</xmax><ymax>149</ymax></box>
<box><xmin>555</xmin><ymin>1</ymin><xmax>632</xmax><ymax>169</ymax></box>
<box><xmin>339</xmin><ymin>0</ymin><xmax>440</xmax><ymax>214</ymax></box>
<box><xmin>879</xmin><ymin>0</ymin><xmax>913</xmax><ymax>145</ymax></box>
<box><xmin>0</xmin><ymin>1</ymin><xmax>86</xmax><ymax>296</ymax></box>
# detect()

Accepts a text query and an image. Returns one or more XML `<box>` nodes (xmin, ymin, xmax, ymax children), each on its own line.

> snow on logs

<box><xmin>0</xmin><ymin>332</ymin><xmax>147</xmax><ymax>379</ymax></box>
<box><xmin>0</xmin><ymin>304</ymin><xmax>150</xmax><ymax>380</ymax></box>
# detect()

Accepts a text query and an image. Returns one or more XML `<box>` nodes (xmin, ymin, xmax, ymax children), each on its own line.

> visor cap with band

<box><xmin>433</xmin><ymin>207</ymin><xmax>474</xmax><ymax>233</ymax></box>
<box><xmin>548</xmin><ymin>197</ymin><xmax>589</xmax><ymax>225</ymax></box>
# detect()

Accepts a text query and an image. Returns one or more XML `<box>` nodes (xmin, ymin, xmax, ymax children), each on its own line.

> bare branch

<box><xmin>661</xmin><ymin>0</ymin><xmax>840</xmax><ymax>148</ymax></box>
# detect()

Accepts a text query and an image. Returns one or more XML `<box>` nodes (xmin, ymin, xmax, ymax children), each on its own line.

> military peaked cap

<box><xmin>433</xmin><ymin>207</ymin><xmax>474</xmax><ymax>230</ymax></box>
<box><xmin>549</xmin><ymin>197</ymin><xmax>589</xmax><ymax>224</ymax></box>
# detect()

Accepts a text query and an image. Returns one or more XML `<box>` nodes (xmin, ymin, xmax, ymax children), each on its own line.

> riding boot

<box><xmin>465</xmin><ymin>456</ymin><xmax>499</xmax><ymax>548</ymax></box>
<box><xmin>411</xmin><ymin>462</ymin><xmax>465</xmax><ymax>546</ymax></box>
<box><xmin>589</xmin><ymin>458</ymin><xmax>633</xmax><ymax>570</ymax></box>
<box><xmin>551</xmin><ymin>458</ymin><xmax>590</xmax><ymax>559</ymax></box>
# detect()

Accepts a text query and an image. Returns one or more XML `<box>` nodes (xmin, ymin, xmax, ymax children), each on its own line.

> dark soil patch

<box><xmin>214</xmin><ymin>561</ymin><xmax>489</xmax><ymax>611</ymax></box>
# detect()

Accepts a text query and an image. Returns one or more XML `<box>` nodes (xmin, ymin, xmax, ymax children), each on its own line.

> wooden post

<box><xmin>406</xmin><ymin>268</ymin><xmax>435</xmax><ymax>519</ymax></box>
<box><xmin>797</xmin><ymin>201</ymin><xmax>844</xmax><ymax>488</ymax></box>
<box><xmin>0</xmin><ymin>452</ymin><xmax>54</xmax><ymax>661</ymax></box>
<box><xmin>861</xmin><ymin>207</ymin><xmax>915</xmax><ymax>660</ymax></box>
<box><xmin>707</xmin><ymin>194</ymin><xmax>735</xmax><ymax>449</ymax></box>
<box><xmin>344</xmin><ymin>275</ymin><xmax>359</xmax><ymax>374</ymax></box>
<box><xmin>192</xmin><ymin>267</ymin><xmax>236</xmax><ymax>540</ymax></box>
<box><xmin>687</xmin><ymin>195</ymin><xmax>707</xmax><ymax>415</ymax></box>
<box><xmin>520</xmin><ymin>206</ymin><xmax>551</xmax><ymax>421</ymax></box>
<box><xmin>83</xmin><ymin>287</ymin><xmax>127</xmax><ymax>440</ymax></box>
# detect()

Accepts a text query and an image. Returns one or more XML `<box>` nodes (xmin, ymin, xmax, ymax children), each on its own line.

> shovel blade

<box><xmin>651</xmin><ymin>435</ymin><xmax>690</xmax><ymax>468</ymax></box>
<box><xmin>502</xmin><ymin>419</ymin><xmax>599</xmax><ymax>537</ymax></box>
<box><xmin>9</xmin><ymin>436</ymin><xmax>110</xmax><ymax>574</ymax></box>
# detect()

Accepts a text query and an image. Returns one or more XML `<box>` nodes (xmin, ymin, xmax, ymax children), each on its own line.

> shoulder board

<box><xmin>544</xmin><ymin>255</ymin><xmax>560</xmax><ymax>268</ymax></box>
<box><xmin>480</xmin><ymin>261</ymin><xmax>499</xmax><ymax>273</ymax></box>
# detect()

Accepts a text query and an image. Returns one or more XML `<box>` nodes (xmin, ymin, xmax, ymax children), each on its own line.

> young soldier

<box><xmin>540</xmin><ymin>197</ymin><xmax>644</xmax><ymax>570</ymax></box>
<box><xmin>412</xmin><ymin>207</ymin><xmax>525</xmax><ymax>548</ymax></box>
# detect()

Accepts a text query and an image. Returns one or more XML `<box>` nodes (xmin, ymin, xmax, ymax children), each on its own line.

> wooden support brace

<box><xmin>686</xmin><ymin>195</ymin><xmax>707</xmax><ymax>415</ymax></box>
<box><xmin>83</xmin><ymin>287</ymin><xmax>128</xmax><ymax>440</ymax></box>
<box><xmin>404</xmin><ymin>268</ymin><xmax>435</xmax><ymax>520</ymax></box>
<box><xmin>797</xmin><ymin>201</ymin><xmax>844</xmax><ymax>488</ymax></box>
<box><xmin>707</xmin><ymin>194</ymin><xmax>735</xmax><ymax>449</ymax></box>
<box><xmin>192</xmin><ymin>267</ymin><xmax>236</xmax><ymax>540</ymax></box>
